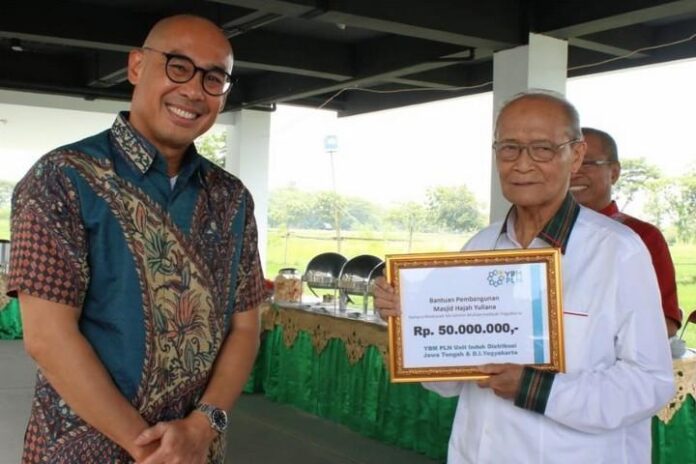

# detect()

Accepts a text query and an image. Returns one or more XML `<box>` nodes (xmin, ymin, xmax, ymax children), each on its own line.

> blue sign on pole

<box><xmin>324</xmin><ymin>135</ymin><xmax>339</xmax><ymax>153</ymax></box>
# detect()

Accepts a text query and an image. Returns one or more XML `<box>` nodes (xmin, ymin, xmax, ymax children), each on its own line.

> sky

<box><xmin>1</xmin><ymin>57</ymin><xmax>696</xmax><ymax>217</ymax></box>
<box><xmin>267</xmin><ymin>57</ymin><xmax>696</xmax><ymax>214</ymax></box>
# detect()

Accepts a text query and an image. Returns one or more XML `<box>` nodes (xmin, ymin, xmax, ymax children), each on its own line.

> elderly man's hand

<box><xmin>476</xmin><ymin>363</ymin><xmax>524</xmax><ymax>400</ymax></box>
<box><xmin>373</xmin><ymin>276</ymin><xmax>401</xmax><ymax>320</ymax></box>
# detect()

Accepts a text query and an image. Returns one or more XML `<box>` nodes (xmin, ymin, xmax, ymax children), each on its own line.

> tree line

<box><xmin>268</xmin><ymin>185</ymin><xmax>486</xmax><ymax>234</ymax></box>
<box><xmin>613</xmin><ymin>159</ymin><xmax>696</xmax><ymax>244</ymax></box>
<box><xmin>1</xmin><ymin>154</ymin><xmax>694</xmax><ymax>243</ymax></box>
<box><xmin>183</xmin><ymin>132</ymin><xmax>696</xmax><ymax>244</ymax></box>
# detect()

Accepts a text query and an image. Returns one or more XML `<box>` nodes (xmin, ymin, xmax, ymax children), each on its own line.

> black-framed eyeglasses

<box><xmin>142</xmin><ymin>46</ymin><xmax>233</xmax><ymax>96</ymax></box>
<box><xmin>492</xmin><ymin>139</ymin><xmax>580</xmax><ymax>163</ymax></box>
<box><xmin>581</xmin><ymin>159</ymin><xmax>615</xmax><ymax>167</ymax></box>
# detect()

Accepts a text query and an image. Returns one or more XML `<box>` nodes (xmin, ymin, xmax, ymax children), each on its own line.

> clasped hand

<box><xmin>132</xmin><ymin>413</ymin><xmax>217</xmax><ymax>464</ymax></box>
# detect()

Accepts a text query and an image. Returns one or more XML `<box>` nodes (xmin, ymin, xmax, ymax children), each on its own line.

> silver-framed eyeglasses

<box><xmin>581</xmin><ymin>159</ymin><xmax>614</xmax><ymax>167</ymax></box>
<box><xmin>492</xmin><ymin>139</ymin><xmax>580</xmax><ymax>162</ymax></box>
<box><xmin>142</xmin><ymin>46</ymin><xmax>233</xmax><ymax>96</ymax></box>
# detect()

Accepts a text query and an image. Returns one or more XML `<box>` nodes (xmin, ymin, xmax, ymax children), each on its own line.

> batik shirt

<box><xmin>8</xmin><ymin>112</ymin><xmax>265</xmax><ymax>463</ymax></box>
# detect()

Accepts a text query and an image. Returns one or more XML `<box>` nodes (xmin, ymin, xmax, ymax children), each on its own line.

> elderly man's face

<box><xmin>495</xmin><ymin>98</ymin><xmax>585</xmax><ymax>214</ymax></box>
<box><xmin>570</xmin><ymin>132</ymin><xmax>620</xmax><ymax>211</ymax></box>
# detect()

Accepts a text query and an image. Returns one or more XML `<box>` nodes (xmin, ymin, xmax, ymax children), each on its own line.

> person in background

<box><xmin>570</xmin><ymin>127</ymin><xmax>682</xmax><ymax>338</ymax></box>
<box><xmin>7</xmin><ymin>14</ymin><xmax>264</xmax><ymax>464</ymax></box>
<box><xmin>374</xmin><ymin>91</ymin><xmax>674</xmax><ymax>463</ymax></box>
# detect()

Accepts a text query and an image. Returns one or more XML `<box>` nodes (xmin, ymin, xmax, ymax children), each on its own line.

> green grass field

<box><xmin>266</xmin><ymin>228</ymin><xmax>470</xmax><ymax>278</ymax></box>
<box><xmin>269</xmin><ymin>229</ymin><xmax>696</xmax><ymax>346</ymax></box>
<box><xmin>674</xmin><ymin>244</ymin><xmax>696</xmax><ymax>346</ymax></box>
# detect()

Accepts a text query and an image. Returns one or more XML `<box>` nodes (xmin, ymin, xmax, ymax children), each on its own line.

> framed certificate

<box><xmin>386</xmin><ymin>249</ymin><xmax>564</xmax><ymax>382</ymax></box>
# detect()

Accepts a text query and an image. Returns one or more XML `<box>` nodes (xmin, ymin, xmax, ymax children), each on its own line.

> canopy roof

<box><xmin>2</xmin><ymin>0</ymin><xmax>696</xmax><ymax>116</ymax></box>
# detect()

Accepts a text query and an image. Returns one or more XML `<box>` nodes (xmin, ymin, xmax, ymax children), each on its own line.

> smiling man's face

<box><xmin>127</xmin><ymin>16</ymin><xmax>233</xmax><ymax>159</ymax></box>
<box><xmin>570</xmin><ymin>132</ymin><xmax>620</xmax><ymax>211</ymax></box>
<box><xmin>495</xmin><ymin>96</ymin><xmax>585</xmax><ymax>218</ymax></box>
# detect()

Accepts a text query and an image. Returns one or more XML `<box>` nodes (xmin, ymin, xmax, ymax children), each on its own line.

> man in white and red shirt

<box><xmin>570</xmin><ymin>127</ymin><xmax>682</xmax><ymax>337</ymax></box>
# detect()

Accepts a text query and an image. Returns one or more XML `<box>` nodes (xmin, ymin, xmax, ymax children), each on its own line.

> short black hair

<box><xmin>581</xmin><ymin>127</ymin><xmax>619</xmax><ymax>163</ymax></box>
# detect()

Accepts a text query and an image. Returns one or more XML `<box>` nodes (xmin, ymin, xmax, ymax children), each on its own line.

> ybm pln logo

<box><xmin>487</xmin><ymin>269</ymin><xmax>523</xmax><ymax>287</ymax></box>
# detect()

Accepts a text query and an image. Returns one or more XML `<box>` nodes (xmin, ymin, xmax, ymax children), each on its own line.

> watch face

<box><xmin>211</xmin><ymin>409</ymin><xmax>228</xmax><ymax>431</ymax></box>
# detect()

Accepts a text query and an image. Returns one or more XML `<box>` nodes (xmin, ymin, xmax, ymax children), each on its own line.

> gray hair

<box><xmin>495</xmin><ymin>89</ymin><xmax>582</xmax><ymax>140</ymax></box>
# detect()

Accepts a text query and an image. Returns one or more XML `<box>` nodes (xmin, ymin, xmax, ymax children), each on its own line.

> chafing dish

<box><xmin>302</xmin><ymin>252</ymin><xmax>347</xmax><ymax>303</ymax></box>
<box><xmin>338</xmin><ymin>254</ymin><xmax>384</xmax><ymax>313</ymax></box>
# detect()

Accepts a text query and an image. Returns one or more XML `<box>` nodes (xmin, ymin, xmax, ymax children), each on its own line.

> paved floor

<box><xmin>0</xmin><ymin>340</ymin><xmax>439</xmax><ymax>464</ymax></box>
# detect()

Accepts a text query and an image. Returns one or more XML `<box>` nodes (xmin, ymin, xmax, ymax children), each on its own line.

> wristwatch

<box><xmin>195</xmin><ymin>402</ymin><xmax>228</xmax><ymax>433</ymax></box>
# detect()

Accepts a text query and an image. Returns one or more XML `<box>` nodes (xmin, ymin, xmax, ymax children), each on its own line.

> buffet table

<box><xmin>0</xmin><ymin>273</ymin><xmax>22</xmax><ymax>340</ymax></box>
<box><xmin>653</xmin><ymin>355</ymin><xmax>696</xmax><ymax>463</ymax></box>
<box><xmin>247</xmin><ymin>303</ymin><xmax>696</xmax><ymax>463</ymax></box>
<box><xmin>245</xmin><ymin>304</ymin><xmax>456</xmax><ymax>460</ymax></box>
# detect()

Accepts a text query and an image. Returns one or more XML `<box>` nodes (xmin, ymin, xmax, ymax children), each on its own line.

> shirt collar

<box><xmin>111</xmin><ymin>111</ymin><xmax>157</xmax><ymax>174</ymax></box>
<box><xmin>110</xmin><ymin>111</ymin><xmax>203</xmax><ymax>183</ymax></box>
<box><xmin>599</xmin><ymin>200</ymin><xmax>620</xmax><ymax>217</ymax></box>
<box><xmin>499</xmin><ymin>192</ymin><xmax>581</xmax><ymax>254</ymax></box>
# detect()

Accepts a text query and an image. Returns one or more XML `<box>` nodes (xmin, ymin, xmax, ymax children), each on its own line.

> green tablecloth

<box><xmin>653</xmin><ymin>395</ymin><xmax>696</xmax><ymax>463</ymax></box>
<box><xmin>0</xmin><ymin>299</ymin><xmax>22</xmax><ymax>340</ymax></box>
<box><xmin>246</xmin><ymin>307</ymin><xmax>696</xmax><ymax>464</ymax></box>
<box><xmin>245</xmin><ymin>326</ymin><xmax>456</xmax><ymax>461</ymax></box>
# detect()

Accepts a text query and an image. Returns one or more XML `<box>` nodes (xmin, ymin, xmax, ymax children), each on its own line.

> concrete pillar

<box><xmin>220</xmin><ymin>110</ymin><xmax>271</xmax><ymax>271</ymax></box>
<box><xmin>489</xmin><ymin>33</ymin><xmax>568</xmax><ymax>223</ymax></box>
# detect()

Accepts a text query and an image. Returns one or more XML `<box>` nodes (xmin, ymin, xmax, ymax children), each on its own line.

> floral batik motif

<box><xmin>9</xmin><ymin>113</ymin><xmax>265</xmax><ymax>463</ymax></box>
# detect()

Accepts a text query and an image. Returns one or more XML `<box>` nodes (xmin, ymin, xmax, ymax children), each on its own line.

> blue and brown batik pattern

<box><xmin>8</xmin><ymin>112</ymin><xmax>265</xmax><ymax>463</ymax></box>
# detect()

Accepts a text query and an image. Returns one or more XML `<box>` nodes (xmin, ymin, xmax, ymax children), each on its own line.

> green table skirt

<box><xmin>245</xmin><ymin>326</ymin><xmax>456</xmax><ymax>461</ymax></box>
<box><xmin>245</xmin><ymin>324</ymin><xmax>696</xmax><ymax>463</ymax></box>
<box><xmin>652</xmin><ymin>395</ymin><xmax>696</xmax><ymax>464</ymax></box>
<box><xmin>0</xmin><ymin>299</ymin><xmax>22</xmax><ymax>340</ymax></box>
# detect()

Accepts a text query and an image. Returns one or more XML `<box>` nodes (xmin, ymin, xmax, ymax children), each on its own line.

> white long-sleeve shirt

<box><xmin>423</xmin><ymin>202</ymin><xmax>674</xmax><ymax>464</ymax></box>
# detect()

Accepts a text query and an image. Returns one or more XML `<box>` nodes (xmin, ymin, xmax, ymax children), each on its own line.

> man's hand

<box><xmin>373</xmin><ymin>277</ymin><xmax>400</xmax><ymax>320</ymax></box>
<box><xmin>134</xmin><ymin>413</ymin><xmax>217</xmax><ymax>464</ymax></box>
<box><xmin>476</xmin><ymin>363</ymin><xmax>524</xmax><ymax>400</ymax></box>
<box><xmin>127</xmin><ymin>441</ymin><xmax>160</xmax><ymax>463</ymax></box>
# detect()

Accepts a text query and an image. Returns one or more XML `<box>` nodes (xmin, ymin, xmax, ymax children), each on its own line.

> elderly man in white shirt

<box><xmin>374</xmin><ymin>91</ymin><xmax>674</xmax><ymax>464</ymax></box>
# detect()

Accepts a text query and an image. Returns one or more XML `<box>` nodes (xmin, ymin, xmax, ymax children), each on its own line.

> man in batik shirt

<box><xmin>7</xmin><ymin>14</ymin><xmax>264</xmax><ymax>463</ymax></box>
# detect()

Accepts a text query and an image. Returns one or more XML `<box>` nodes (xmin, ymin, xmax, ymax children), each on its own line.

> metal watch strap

<box><xmin>195</xmin><ymin>402</ymin><xmax>228</xmax><ymax>433</ymax></box>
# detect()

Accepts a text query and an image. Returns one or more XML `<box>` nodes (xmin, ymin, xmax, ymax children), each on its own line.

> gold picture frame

<box><xmin>386</xmin><ymin>248</ymin><xmax>564</xmax><ymax>383</ymax></box>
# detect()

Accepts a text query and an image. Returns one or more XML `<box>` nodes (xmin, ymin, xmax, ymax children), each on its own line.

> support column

<box><xmin>489</xmin><ymin>33</ymin><xmax>568</xmax><ymax>223</ymax></box>
<box><xmin>220</xmin><ymin>109</ymin><xmax>271</xmax><ymax>272</ymax></box>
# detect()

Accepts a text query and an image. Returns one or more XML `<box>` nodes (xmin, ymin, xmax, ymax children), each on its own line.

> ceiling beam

<box><xmin>236</xmin><ymin>33</ymin><xmax>479</xmax><ymax>108</ymax></box>
<box><xmin>311</xmin><ymin>0</ymin><xmax>519</xmax><ymax>48</ymax></box>
<box><xmin>2</xmin><ymin>1</ymin><xmax>266</xmax><ymax>87</ymax></box>
<box><xmin>236</xmin><ymin>52</ymin><xmax>477</xmax><ymax>109</ymax></box>
<box><xmin>1</xmin><ymin>2</ymin><xmax>157</xmax><ymax>52</ymax></box>
<box><xmin>2</xmin><ymin>3</ymin><xmax>358</xmax><ymax>86</ymax></box>
<box><xmin>0</xmin><ymin>49</ymin><xmax>132</xmax><ymax>101</ymax></box>
<box><xmin>213</xmin><ymin>0</ymin><xmax>521</xmax><ymax>48</ymax></box>
<box><xmin>386</xmin><ymin>78</ymin><xmax>460</xmax><ymax>90</ymax></box>
<box><xmin>537</xmin><ymin>0</ymin><xmax>696</xmax><ymax>57</ymax></box>
<box><xmin>88</xmin><ymin>51</ymin><xmax>130</xmax><ymax>88</ymax></box>
<box><xmin>567</xmin><ymin>19</ymin><xmax>696</xmax><ymax>76</ymax></box>
<box><xmin>336</xmin><ymin>63</ymin><xmax>492</xmax><ymax>117</ymax></box>
<box><xmin>539</xmin><ymin>0</ymin><xmax>696</xmax><ymax>38</ymax></box>
<box><xmin>232</xmin><ymin>31</ymin><xmax>355</xmax><ymax>81</ymax></box>
<box><xmin>207</xmin><ymin>0</ymin><xmax>316</xmax><ymax>17</ymax></box>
